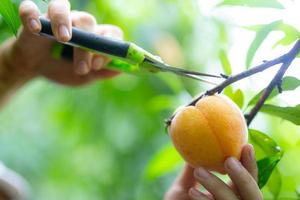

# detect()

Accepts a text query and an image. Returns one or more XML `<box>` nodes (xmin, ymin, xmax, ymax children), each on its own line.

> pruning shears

<box><xmin>39</xmin><ymin>18</ymin><xmax>223</xmax><ymax>83</ymax></box>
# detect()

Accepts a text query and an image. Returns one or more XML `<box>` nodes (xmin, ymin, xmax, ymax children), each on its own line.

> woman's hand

<box><xmin>5</xmin><ymin>0</ymin><xmax>123</xmax><ymax>86</ymax></box>
<box><xmin>164</xmin><ymin>144</ymin><xmax>263</xmax><ymax>200</ymax></box>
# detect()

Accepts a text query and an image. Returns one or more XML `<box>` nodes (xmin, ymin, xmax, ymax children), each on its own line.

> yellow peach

<box><xmin>169</xmin><ymin>94</ymin><xmax>248</xmax><ymax>173</ymax></box>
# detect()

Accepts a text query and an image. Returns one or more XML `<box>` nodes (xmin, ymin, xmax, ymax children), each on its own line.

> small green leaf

<box><xmin>223</xmin><ymin>86</ymin><xmax>234</xmax><ymax>98</ymax></box>
<box><xmin>257</xmin><ymin>154</ymin><xmax>282</xmax><ymax>188</ymax></box>
<box><xmin>246</xmin><ymin>23</ymin><xmax>300</xmax><ymax>48</ymax></box>
<box><xmin>144</xmin><ymin>144</ymin><xmax>182</xmax><ymax>180</ymax></box>
<box><xmin>224</xmin><ymin>88</ymin><xmax>244</xmax><ymax>109</ymax></box>
<box><xmin>273</xmin><ymin>24</ymin><xmax>300</xmax><ymax>47</ymax></box>
<box><xmin>249</xmin><ymin>129</ymin><xmax>282</xmax><ymax>156</ymax></box>
<box><xmin>232</xmin><ymin>89</ymin><xmax>244</xmax><ymax>109</ymax></box>
<box><xmin>218</xmin><ymin>0</ymin><xmax>284</xmax><ymax>9</ymax></box>
<box><xmin>246</xmin><ymin>20</ymin><xmax>281</xmax><ymax>68</ymax></box>
<box><xmin>219</xmin><ymin>49</ymin><xmax>232</xmax><ymax>75</ymax></box>
<box><xmin>247</xmin><ymin>76</ymin><xmax>300</xmax><ymax>107</ymax></box>
<box><xmin>0</xmin><ymin>0</ymin><xmax>21</xmax><ymax>35</ymax></box>
<box><xmin>249</xmin><ymin>130</ymin><xmax>283</xmax><ymax>189</ymax></box>
<box><xmin>261</xmin><ymin>104</ymin><xmax>300</xmax><ymax>125</ymax></box>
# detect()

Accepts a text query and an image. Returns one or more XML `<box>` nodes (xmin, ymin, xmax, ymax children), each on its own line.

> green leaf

<box><xmin>246</xmin><ymin>23</ymin><xmax>300</xmax><ymax>48</ymax></box>
<box><xmin>223</xmin><ymin>86</ymin><xmax>234</xmax><ymax>98</ymax></box>
<box><xmin>261</xmin><ymin>104</ymin><xmax>300</xmax><ymax>125</ymax></box>
<box><xmin>267</xmin><ymin>168</ymin><xmax>282</xmax><ymax>199</ymax></box>
<box><xmin>249</xmin><ymin>129</ymin><xmax>282</xmax><ymax>156</ymax></box>
<box><xmin>219</xmin><ymin>0</ymin><xmax>284</xmax><ymax>9</ymax></box>
<box><xmin>0</xmin><ymin>0</ymin><xmax>21</xmax><ymax>35</ymax></box>
<box><xmin>219</xmin><ymin>49</ymin><xmax>232</xmax><ymax>75</ymax></box>
<box><xmin>246</xmin><ymin>20</ymin><xmax>281</xmax><ymax>68</ymax></box>
<box><xmin>247</xmin><ymin>76</ymin><xmax>300</xmax><ymax>107</ymax></box>
<box><xmin>274</xmin><ymin>24</ymin><xmax>300</xmax><ymax>47</ymax></box>
<box><xmin>257</xmin><ymin>154</ymin><xmax>282</xmax><ymax>189</ymax></box>
<box><xmin>248</xmin><ymin>129</ymin><xmax>283</xmax><ymax>190</ymax></box>
<box><xmin>144</xmin><ymin>144</ymin><xmax>182</xmax><ymax>180</ymax></box>
<box><xmin>224</xmin><ymin>88</ymin><xmax>244</xmax><ymax>109</ymax></box>
<box><xmin>232</xmin><ymin>89</ymin><xmax>244</xmax><ymax>109</ymax></box>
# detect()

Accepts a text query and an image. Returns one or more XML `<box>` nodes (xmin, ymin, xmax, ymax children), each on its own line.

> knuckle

<box><xmin>48</xmin><ymin>2</ymin><xmax>57</xmax><ymax>12</ymax></box>
<box><xmin>236</xmin><ymin>172</ymin><xmax>255</xmax><ymax>187</ymax></box>
<box><xmin>72</xmin><ymin>12</ymin><xmax>96</xmax><ymax>30</ymax></box>
<box><xmin>49</xmin><ymin>0</ymin><xmax>70</xmax><ymax>9</ymax></box>
<box><xmin>19</xmin><ymin>1</ymin><xmax>39</xmax><ymax>17</ymax></box>
<box><xmin>110</xmin><ymin>25</ymin><xmax>123</xmax><ymax>37</ymax></box>
<box><xmin>78</xmin><ymin>12</ymin><xmax>96</xmax><ymax>25</ymax></box>
<box><xmin>48</xmin><ymin>2</ymin><xmax>70</xmax><ymax>22</ymax></box>
<box><xmin>96</xmin><ymin>25</ymin><xmax>123</xmax><ymax>39</ymax></box>
<box><xmin>51</xmin><ymin>12</ymin><xmax>66</xmax><ymax>22</ymax></box>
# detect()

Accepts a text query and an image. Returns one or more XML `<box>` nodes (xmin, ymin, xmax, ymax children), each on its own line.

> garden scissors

<box><xmin>39</xmin><ymin>18</ymin><xmax>223</xmax><ymax>84</ymax></box>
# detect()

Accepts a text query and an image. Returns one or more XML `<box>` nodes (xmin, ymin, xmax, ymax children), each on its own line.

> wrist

<box><xmin>1</xmin><ymin>37</ymin><xmax>37</xmax><ymax>78</ymax></box>
<box><xmin>0</xmin><ymin>39</ymin><xmax>35</xmax><ymax>103</ymax></box>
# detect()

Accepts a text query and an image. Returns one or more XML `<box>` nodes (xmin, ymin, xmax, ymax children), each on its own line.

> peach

<box><xmin>169</xmin><ymin>94</ymin><xmax>248</xmax><ymax>173</ymax></box>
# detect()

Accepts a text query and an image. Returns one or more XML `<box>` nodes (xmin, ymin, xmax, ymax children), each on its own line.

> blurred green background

<box><xmin>0</xmin><ymin>0</ymin><xmax>300</xmax><ymax>199</ymax></box>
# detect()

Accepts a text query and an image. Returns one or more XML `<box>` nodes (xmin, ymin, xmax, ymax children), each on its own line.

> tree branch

<box><xmin>166</xmin><ymin>39</ymin><xmax>300</xmax><ymax>127</ymax></box>
<box><xmin>246</xmin><ymin>39</ymin><xmax>300</xmax><ymax>126</ymax></box>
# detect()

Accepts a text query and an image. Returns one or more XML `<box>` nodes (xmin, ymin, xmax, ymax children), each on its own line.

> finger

<box><xmin>91</xmin><ymin>24</ymin><xmax>124</xmax><ymax>71</ymax></box>
<box><xmin>225</xmin><ymin>157</ymin><xmax>263</xmax><ymax>200</ymax></box>
<box><xmin>189</xmin><ymin>188</ymin><xmax>212</xmax><ymax>200</ymax></box>
<box><xmin>96</xmin><ymin>24</ymin><xmax>124</xmax><ymax>39</ymax></box>
<box><xmin>194</xmin><ymin>167</ymin><xmax>238</xmax><ymax>200</ymax></box>
<box><xmin>19</xmin><ymin>0</ymin><xmax>41</xmax><ymax>33</ymax></box>
<box><xmin>71</xmin><ymin>11</ymin><xmax>97</xmax><ymax>75</ymax></box>
<box><xmin>48</xmin><ymin>0</ymin><xmax>71</xmax><ymax>42</ymax></box>
<box><xmin>241</xmin><ymin>144</ymin><xmax>258</xmax><ymax>182</ymax></box>
<box><xmin>175</xmin><ymin>164</ymin><xmax>196</xmax><ymax>191</ymax></box>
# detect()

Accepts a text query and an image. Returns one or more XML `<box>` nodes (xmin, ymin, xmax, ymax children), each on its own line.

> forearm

<box><xmin>0</xmin><ymin>38</ymin><xmax>33</xmax><ymax>108</ymax></box>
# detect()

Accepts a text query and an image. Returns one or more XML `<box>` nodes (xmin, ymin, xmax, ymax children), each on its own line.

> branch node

<box><xmin>262</xmin><ymin>60</ymin><xmax>268</xmax><ymax>63</ymax></box>
<box><xmin>220</xmin><ymin>73</ymin><xmax>229</xmax><ymax>79</ymax></box>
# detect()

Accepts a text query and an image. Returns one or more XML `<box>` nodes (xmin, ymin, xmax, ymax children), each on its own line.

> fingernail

<box><xmin>76</xmin><ymin>61</ymin><xmax>89</xmax><ymax>75</ymax></box>
<box><xmin>249</xmin><ymin>144</ymin><xmax>255</xmax><ymax>161</ymax></box>
<box><xmin>92</xmin><ymin>57</ymin><xmax>104</xmax><ymax>70</ymax></box>
<box><xmin>58</xmin><ymin>25</ymin><xmax>70</xmax><ymax>41</ymax></box>
<box><xmin>189</xmin><ymin>188</ymin><xmax>202</xmax><ymax>198</ymax></box>
<box><xmin>195</xmin><ymin>167</ymin><xmax>210</xmax><ymax>180</ymax></box>
<box><xmin>29</xmin><ymin>19</ymin><xmax>40</xmax><ymax>32</ymax></box>
<box><xmin>225</xmin><ymin>157</ymin><xmax>242</xmax><ymax>172</ymax></box>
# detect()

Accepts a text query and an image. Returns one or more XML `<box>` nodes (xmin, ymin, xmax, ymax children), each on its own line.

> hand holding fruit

<box><xmin>165</xmin><ymin>94</ymin><xmax>262</xmax><ymax>199</ymax></box>
<box><xmin>164</xmin><ymin>145</ymin><xmax>263</xmax><ymax>200</ymax></box>
<box><xmin>3</xmin><ymin>0</ymin><xmax>123</xmax><ymax>86</ymax></box>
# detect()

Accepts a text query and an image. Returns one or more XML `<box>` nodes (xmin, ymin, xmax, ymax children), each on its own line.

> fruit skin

<box><xmin>169</xmin><ymin>94</ymin><xmax>248</xmax><ymax>174</ymax></box>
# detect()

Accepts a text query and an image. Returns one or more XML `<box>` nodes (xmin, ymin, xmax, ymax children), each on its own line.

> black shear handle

<box><xmin>39</xmin><ymin>17</ymin><xmax>130</xmax><ymax>59</ymax></box>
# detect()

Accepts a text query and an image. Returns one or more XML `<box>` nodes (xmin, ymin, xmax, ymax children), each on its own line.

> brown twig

<box><xmin>166</xmin><ymin>39</ymin><xmax>300</xmax><ymax>126</ymax></box>
<box><xmin>246</xmin><ymin>39</ymin><xmax>300</xmax><ymax>126</ymax></box>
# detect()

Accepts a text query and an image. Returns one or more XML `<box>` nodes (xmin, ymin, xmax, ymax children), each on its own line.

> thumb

<box><xmin>175</xmin><ymin>164</ymin><xmax>196</xmax><ymax>191</ymax></box>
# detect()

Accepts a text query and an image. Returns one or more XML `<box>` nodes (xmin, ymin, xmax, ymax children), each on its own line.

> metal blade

<box><xmin>169</xmin><ymin>71</ymin><xmax>218</xmax><ymax>85</ymax></box>
<box><xmin>144</xmin><ymin>59</ymin><xmax>222</xmax><ymax>79</ymax></box>
<box><xmin>143</xmin><ymin>59</ymin><xmax>223</xmax><ymax>84</ymax></box>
